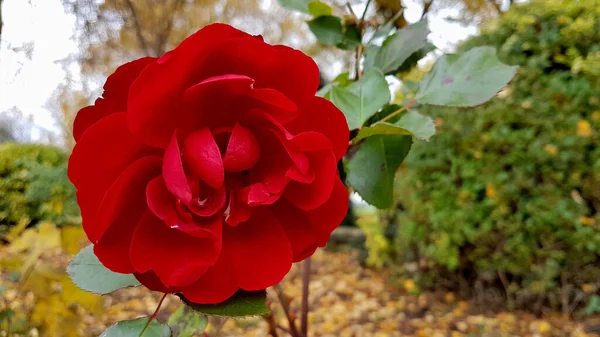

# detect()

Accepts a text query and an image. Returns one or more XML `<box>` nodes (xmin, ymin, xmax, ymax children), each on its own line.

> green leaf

<box><xmin>67</xmin><ymin>245</ymin><xmax>140</xmax><ymax>295</ymax></box>
<box><xmin>347</xmin><ymin>135</ymin><xmax>412</xmax><ymax>208</ymax></box>
<box><xmin>307</xmin><ymin>16</ymin><xmax>344</xmax><ymax>46</ymax></box>
<box><xmin>307</xmin><ymin>1</ymin><xmax>331</xmax><ymax>17</ymax></box>
<box><xmin>371</xmin><ymin>10</ymin><xmax>403</xmax><ymax>41</ymax></box>
<box><xmin>363</xmin><ymin>45</ymin><xmax>380</xmax><ymax>70</ymax></box>
<box><xmin>168</xmin><ymin>306</ymin><xmax>208</xmax><ymax>337</ymax></box>
<box><xmin>178</xmin><ymin>290</ymin><xmax>269</xmax><ymax>318</ymax></box>
<box><xmin>277</xmin><ymin>0</ymin><xmax>310</xmax><ymax>14</ymax></box>
<box><xmin>329</xmin><ymin>68</ymin><xmax>390</xmax><ymax>130</ymax></box>
<box><xmin>416</xmin><ymin>46</ymin><xmax>519</xmax><ymax>107</ymax></box>
<box><xmin>395</xmin><ymin>110</ymin><xmax>435</xmax><ymax>141</ymax></box>
<box><xmin>374</xmin><ymin>19</ymin><xmax>429</xmax><ymax>74</ymax></box>
<box><xmin>354</xmin><ymin>122</ymin><xmax>411</xmax><ymax>142</ymax></box>
<box><xmin>100</xmin><ymin>318</ymin><xmax>171</xmax><ymax>337</ymax></box>
<box><xmin>336</xmin><ymin>24</ymin><xmax>362</xmax><ymax>50</ymax></box>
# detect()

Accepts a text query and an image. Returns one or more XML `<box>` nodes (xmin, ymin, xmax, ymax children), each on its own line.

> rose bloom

<box><xmin>68</xmin><ymin>24</ymin><xmax>349</xmax><ymax>304</ymax></box>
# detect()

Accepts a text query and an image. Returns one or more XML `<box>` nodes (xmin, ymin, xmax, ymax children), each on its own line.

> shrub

<box><xmin>0</xmin><ymin>143</ymin><xmax>80</xmax><ymax>236</ymax></box>
<box><xmin>390</xmin><ymin>0</ymin><xmax>600</xmax><ymax>311</ymax></box>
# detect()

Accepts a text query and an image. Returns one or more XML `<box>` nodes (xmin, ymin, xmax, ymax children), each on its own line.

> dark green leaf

<box><xmin>178</xmin><ymin>290</ymin><xmax>269</xmax><ymax>318</ymax></box>
<box><xmin>374</xmin><ymin>19</ymin><xmax>429</xmax><ymax>74</ymax></box>
<box><xmin>336</xmin><ymin>24</ymin><xmax>362</xmax><ymax>50</ymax></box>
<box><xmin>354</xmin><ymin>122</ymin><xmax>411</xmax><ymax>142</ymax></box>
<box><xmin>354</xmin><ymin>110</ymin><xmax>434</xmax><ymax>142</ymax></box>
<box><xmin>307</xmin><ymin>1</ymin><xmax>331</xmax><ymax>17</ymax></box>
<box><xmin>416</xmin><ymin>46</ymin><xmax>519</xmax><ymax>107</ymax></box>
<box><xmin>67</xmin><ymin>245</ymin><xmax>140</xmax><ymax>295</ymax></box>
<box><xmin>329</xmin><ymin>68</ymin><xmax>390</xmax><ymax>130</ymax></box>
<box><xmin>100</xmin><ymin>318</ymin><xmax>171</xmax><ymax>337</ymax></box>
<box><xmin>168</xmin><ymin>306</ymin><xmax>208</xmax><ymax>337</ymax></box>
<box><xmin>307</xmin><ymin>16</ymin><xmax>344</xmax><ymax>46</ymax></box>
<box><xmin>346</xmin><ymin>135</ymin><xmax>413</xmax><ymax>208</ymax></box>
<box><xmin>277</xmin><ymin>0</ymin><xmax>310</xmax><ymax>14</ymax></box>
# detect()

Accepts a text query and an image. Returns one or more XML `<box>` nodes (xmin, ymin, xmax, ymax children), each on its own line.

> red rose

<box><xmin>68</xmin><ymin>23</ymin><xmax>349</xmax><ymax>304</ymax></box>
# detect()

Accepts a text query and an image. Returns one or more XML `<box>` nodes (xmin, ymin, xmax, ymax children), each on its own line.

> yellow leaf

<box><xmin>61</xmin><ymin>275</ymin><xmax>103</xmax><ymax>314</ymax></box>
<box><xmin>577</xmin><ymin>119</ymin><xmax>593</xmax><ymax>137</ymax></box>
<box><xmin>8</xmin><ymin>228</ymin><xmax>39</xmax><ymax>254</ymax></box>
<box><xmin>543</xmin><ymin>144</ymin><xmax>558</xmax><ymax>157</ymax></box>
<box><xmin>580</xmin><ymin>216</ymin><xmax>595</xmax><ymax>226</ymax></box>
<box><xmin>486</xmin><ymin>184</ymin><xmax>497</xmax><ymax>198</ymax></box>
<box><xmin>592</xmin><ymin>111</ymin><xmax>600</xmax><ymax>120</ymax></box>
<box><xmin>37</xmin><ymin>222</ymin><xmax>61</xmax><ymax>250</ymax></box>
<box><xmin>4</xmin><ymin>217</ymin><xmax>31</xmax><ymax>243</ymax></box>
<box><xmin>60</xmin><ymin>226</ymin><xmax>87</xmax><ymax>255</ymax></box>
<box><xmin>582</xmin><ymin>283</ymin><xmax>596</xmax><ymax>293</ymax></box>
<box><xmin>403</xmin><ymin>279</ymin><xmax>416</xmax><ymax>292</ymax></box>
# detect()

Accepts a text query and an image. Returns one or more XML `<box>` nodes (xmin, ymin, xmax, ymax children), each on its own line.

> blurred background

<box><xmin>1</xmin><ymin>0</ymin><xmax>600</xmax><ymax>336</ymax></box>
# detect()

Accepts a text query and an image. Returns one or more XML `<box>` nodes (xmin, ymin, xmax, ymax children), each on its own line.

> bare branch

<box><xmin>154</xmin><ymin>0</ymin><xmax>185</xmax><ymax>55</ymax></box>
<box><xmin>123</xmin><ymin>0</ymin><xmax>150</xmax><ymax>55</ymax></box>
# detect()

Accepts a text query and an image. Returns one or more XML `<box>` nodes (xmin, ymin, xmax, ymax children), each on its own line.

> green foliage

<box><xmin>329</xmin><ymin>69</ymin><xmax>391</xmax><ymax>130</ymax></box>
<box><xmin>372</xmin><ymin>19</ymin><xmax>429</xmax><ymax>75</ymax></box>
<box><xmin>167</xmin><ymin>306</ymin><xmax>208</xmax><ymax>337</ymax></box>
<box><xmin>100</xmin><ymin>318</ymin><xmax>171</xmax><ymax>337</ymax></box>
<box><xmin>346</xmin><ymin>135</ymin><xmax>412</xmax><ymax>208</ymax></box>
<box><xmin>67</xmin><ymin>245</ymin><xmax>141</xmax><ymax>294</ymax></box>
<box><xmin>179</xmin><ymin>290</ymin><xmax>269</xmax><ymax>318</ymax></box>
<box><xmin>390</xmin><ymin>0</ymin><xmax>600</xmax><ymax>310</ymax></box>
<box><xmin>0</xmin><ymin>143</ymin><xmax>80</xmax><ymax>236</ymax></box>
<box><xmin>416</xmin><ymin>46</ymin><xmax>518</xmax><ymax>107</ymax></box>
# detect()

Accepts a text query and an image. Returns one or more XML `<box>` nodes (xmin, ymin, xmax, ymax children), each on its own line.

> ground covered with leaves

<box><xmin>1</xmin><ymin>224</ymin><xmax>600</xmax><ymax>337</ymax></box>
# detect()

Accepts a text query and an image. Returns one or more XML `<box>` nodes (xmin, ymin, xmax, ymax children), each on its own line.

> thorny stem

<box><xmin>379</xmin><ymin>99</ymin><xmax>417</xmax><ymax>123</ymax></box>
<box><xmin>300</xmin><ymin>258</ymin><xmax>311</xmax><ymax>337</ymax></box>
<box><xmin>140</xmin><ymin>293</ymin><xmax>168</xmax><ymax>336</ymax></box>
<box><xmin>264</xmin><ymin>310</ymin><xmax>280</xmax><ymax>337</ymax></box>
<box><xmin>274</xmin><ymin>284</ymin><xmax>302</xmax><ymax>337</ymax></box>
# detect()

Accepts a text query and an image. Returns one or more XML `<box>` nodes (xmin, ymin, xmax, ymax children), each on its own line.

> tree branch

<box><xmin>123</xmin><ymin>0</ymin><xmax>150</xmax><ymax>55</ymax></box>
<box><xmin>154</xmin><ymin>0</ymin><xmax>185</xmax><ymax>55</ymax></box>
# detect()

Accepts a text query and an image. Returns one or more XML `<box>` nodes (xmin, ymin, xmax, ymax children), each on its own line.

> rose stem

<box><xmin>264</xmin><ymin>310</ymin><xmax>280</xmax><ymax>337</ymax></box>
<box><xmin>379</xmin><ymin>98</ymin><xmax>417</xmax><ymax>123</ymax></box>
<box><xmin>274</xmin><ymin>284</ymin><xmax>302</xmax><ymax>337</ymax></box>
<box><xmin>300</xmin><ymin>257</ymin><xmax>311</xmax><ymax>337</ymax></box>
<box><xmin>140</xmin><ymin>293</ymin><xmax>168</xmax><ymax>336</ymax></box>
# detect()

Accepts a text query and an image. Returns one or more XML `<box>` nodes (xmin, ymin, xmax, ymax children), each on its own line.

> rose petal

<box><xmin>68</xmin><ymin>112</ymin><xmax>158</xmax><ymax>243</ymax></box>
<box><xmin>103</xmin><ymin>57</ymin><xmax>156</xmax><ymax>109</ymax></box>
<box><xmin>146</xmin><ymin>176</ymin><xmax>222</xmax><ymax>239</ymax></box>
<box><xmin>230</xmin><ymin>209</ymin><xmax>293</xmax><ymax>290</ymax></box>
<box><xmin>224</xmin><ymin>177</ymin><xmax>252</xmax><ymax>226</ymax></box>
<box><xmin>181</xmin><ymin>75</ymin><xmax>255</xmax><ymax>130</ymax></box>
<box><xmin>285</xmin><ymin>96</ymin><xmax>349</xmax><ymax>160</ymax></box>
<box><xmin>135</xmin><ymin>270</ymin><xmax>179</xmax><ymax>294</ymax></box>
<box><xmin>223</xmin><ymin>123</ymin><xmax>260</xmax><ymax>172</ymax></box>
<box><xmin>72</xmin><ymin>99</ymin><xmax>118</xmax><ymax>142</ymax></box>
<box><xmin>201</xmin><ymin>39</ymin><xmax>319</xmax><ymax>108</ymax></box>
<box><xmin>270</xmin><ymin>199</ymin><xmax>319</xmax><ymax>262</ymax></box>
<box><xmin>182</xmin><ymin>128</ymin><xmax>224</xmax><ymax>189</ymax></box>
<box><xmin>127</xmin><ymin>24</ymin><xmax>251</xmax><ymax>147</ymax></box>
<box><xmin>163</xmin><ymin>131</ymin><xmax>193</xmax><ymax>203</ymax></box>
<box><xmin>307</xmin><ymin>177</ymin><xmax>348</xmax><ymax>246</ymax></box>
<box><xmin>92</xmin><ymin>156</ymin><xmax>162</xmax><ymax>273</ymax></box>
<box><xmin>72</xmin><ymin>57</ymin><xmax>156</xmax><ymax>142</ymax></box>
<box><xmin>284</xmin><ymin>149</ymin><xmax>337</xmax><ymax>210</ymax></box>
<box><xmin>130</xmin><ymin>212</ymin><xmax>222</xmax><ymax>287</ymax></box>
<box><xmin>180</xmin><ymin>240</ymin><xmax>238</xmax><ymax>304</ymax></box>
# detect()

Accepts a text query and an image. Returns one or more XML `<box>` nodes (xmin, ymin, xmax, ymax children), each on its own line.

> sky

<box><xmin>0</xmin><ymin>0</ymin><xmax>477</xmax><ymax>144</ymax></box>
